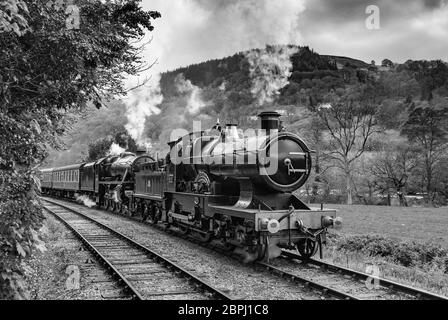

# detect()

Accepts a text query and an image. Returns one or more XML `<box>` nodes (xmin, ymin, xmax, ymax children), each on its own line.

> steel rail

<box><xmin>43</xmin><ymin>199</ymin><xmax>233</xmax><ymax>300</ymax></box>
<box><xmin>281</xmin><ymin>250</ymin><xmax>448</xmax><ymax>301</ymax></box>
<box><xmin>256</xmin><ymin>261</ymin><xmax>359</xmax><ymax>300</ymax></box>
<box><xmin>43</xmin><ymin>205</ymin><xmax>143</xmax><ymax>300</ymax></box>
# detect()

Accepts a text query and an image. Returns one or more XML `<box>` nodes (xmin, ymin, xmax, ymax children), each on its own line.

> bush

<box><xmin>333</xmin><ymin>234</ymin><xmax>448</xmax><ymax>271</ymax></box>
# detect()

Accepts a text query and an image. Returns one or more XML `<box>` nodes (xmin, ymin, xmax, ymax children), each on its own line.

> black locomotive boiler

<box><xmin>40</xmin><ymin>111</ymin><xmax>342</xmax><ymax>261</ymax></box>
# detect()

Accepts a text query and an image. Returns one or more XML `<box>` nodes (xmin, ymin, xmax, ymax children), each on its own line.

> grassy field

<box><xmin>311</xmin><ymin>204</ymin><xmax>448</xmax><ymax>246</ymax></box>
<box><xmin>307</xmin><ymin>204</ymin><xmax>448</xmax><ymax>296</ymax></box>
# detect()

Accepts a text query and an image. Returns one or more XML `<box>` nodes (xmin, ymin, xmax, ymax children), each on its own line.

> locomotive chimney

<box><xmin>258</xmin><ymin>111</ymin><xmax>281</xmax><ymax>132</ymax></box>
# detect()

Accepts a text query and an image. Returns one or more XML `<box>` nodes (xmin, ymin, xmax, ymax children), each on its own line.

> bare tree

<box><xmin>402</xmin><ymin>97</ymin><xmax>448</xmax><ymax>206</ymax></box>
<box><xmin>316</xmin><ymin>84</ymin><xmax>381</xmax><ymax>205</ymax></box>
<box><xmin>370</xmin><ymin>133</ymin><xmax>418</xmax><ymax>206</ymax></box>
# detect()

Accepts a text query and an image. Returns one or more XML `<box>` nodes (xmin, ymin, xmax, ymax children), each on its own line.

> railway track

<box><xmin>42</xmin><ymin>200</ymin><xmax>233</xmax><ymax>300</ymax></box>
<box><xmin>42</xmin><ymin>197</ymin><xmax>448</xmax><ymax>300</ymax></box>
<box><xmin>280</xmin><ymin>250</ymin><xmax>448</xmax><ymax>300</ymax></box>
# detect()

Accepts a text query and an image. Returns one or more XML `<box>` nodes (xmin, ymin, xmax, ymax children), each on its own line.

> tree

<box><xmin>381</xmin><ymin>59</ymin><xmax>393</xmax><ymax>68</ymax></box>
<box><xmin>370</xmin><ymin>133</ymin><xmax>418</xmax><ymax>206</ymax></box>
<box><xmin>316</xmin><ymin>82</ymin><xmax>381</xmax><ymax>205</ymax></box>
<box><xmin>87</xmin><ymin>128</ymin><xmax>137</xmax><ymax>161</ymax></box>
<box><xmin>0</xmin><ymin>0</ymin><xmax>160</xmax><ymax>298</ymax></box>
<box><xmin>87</xmin><ymin>137</ymin><xmax>114</xmax><ymax>161</ymax></box>
<box><xmin>402</xmin><ymin>97</ymin><xmax>448</xmax><ymax>206</ymax></box>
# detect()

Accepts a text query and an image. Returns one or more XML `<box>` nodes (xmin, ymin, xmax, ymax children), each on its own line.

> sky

<box><xmin>138</xmin><ymin>0</ymin><xmax>448</xmax><ymax>78</ymax></box>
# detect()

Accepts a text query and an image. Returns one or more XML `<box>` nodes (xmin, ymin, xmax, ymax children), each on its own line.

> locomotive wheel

<box><xmin>109</xmin><ymin>200</ymin><xmax>115</xmax><ymax>213</ymax></box>
<box><xmin>222</xmin><ymin>241</ymin><xmax>236</xmax><ymax>252</ymax></box>
<box><xmin>146</xmin><ymin>204</ymin><xmax>159</xmax><ymax>225</ymax></box>
<box><xmin>121</xmin><ymin>204</ymin><xmax>129</xmax><ymax>216</ymax></box>
<box><xmin>177</xmin><ymin>223</ymin><xmax>190</xmax><ymax>235</ymax></box>
<box><xmin>195</xmin><ymin>231</ymin><xmax>212</xmax><ymax>243</ymax></box>
<box><xmin>296</xmin><ymin>238</ymin><xmax>318</xmax><ymax>259</ymax></box>
<box><xmin>257</xmin><ymin>244</ymin><xmax>268</xmax><ymax>261</ymax></box>
<box><xmin>142</xmin><ymin>203</ymin><xmax>149</xmax><ymax>221</ymax></box>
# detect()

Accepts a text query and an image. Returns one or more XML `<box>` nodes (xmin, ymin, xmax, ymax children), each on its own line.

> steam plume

<box><xmin>108</xmin><ymin>142</ymin><xmax>126</xmax><ymax>156</ymax></box>
<box><xmin>246</xmin><ymin>45</ymin><xmax>298</xmax><ymax>105</ymax></box>
<box><xmin>175</xmin><ymin>74</ymin><xmax>206</xmax><ymax>114</ymax></box>
<box><xmin>124</xmin><ymin>76</ymin><xmax>163</xmax><ymax>148</ymax></box>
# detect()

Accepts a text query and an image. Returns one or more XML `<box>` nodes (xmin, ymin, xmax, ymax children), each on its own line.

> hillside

<box><xmin>146</xmin><ymin>45</ymin><xmax>447</xmax><ymax>148</ymax></box>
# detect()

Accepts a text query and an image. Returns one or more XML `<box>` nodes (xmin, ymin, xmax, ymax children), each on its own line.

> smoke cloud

<box><xmin>75</xmin><ymin>194</ymin><xmax>96</xmax><ymax>208</ymax></box>
<box><xmin>246</xmin><ymin>45</ymin><xmax>298</xmax><ymax>106</ymax></box>
<box><xmin>124</xmin><ymin>75</ymin><xmax>163</xmax><ymax>148</ymax></box>
<box><xmin>108</xmin><ymin>142</ymin><xmax>126</xmax><ymax>156</ymax></box>
<box><xmin>174</xmin><ymin>74</ymin><xmax>206</xmax><ymax>114</ymax></box>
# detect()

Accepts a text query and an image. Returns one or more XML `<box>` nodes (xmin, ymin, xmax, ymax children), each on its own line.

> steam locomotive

<box><xmin>40</xmin><ymin>111</ymin><xmax>342</xmax><ymax>260</ymax></box>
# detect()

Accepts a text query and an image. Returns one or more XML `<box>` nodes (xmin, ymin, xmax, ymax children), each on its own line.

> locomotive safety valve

<box><xmin>284</xmin><ymin>158</ymin><xmax>307</xmax><ymax>175</ymax></box>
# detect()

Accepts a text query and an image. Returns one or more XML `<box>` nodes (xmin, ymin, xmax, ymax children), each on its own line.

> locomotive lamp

<box><xmin>267</xmin><ymin>219</ymin><xmax>280</xmax><ymax>234</ymax></box>
<box><xmin>259</xmin><ymin>218</ymin><xmax>280</xmax><ymax>234</ymax></box>
<box><xmin>321</xmin><ymin>216</ymin><xmax>343</xmax><ymax>230</ymax></box>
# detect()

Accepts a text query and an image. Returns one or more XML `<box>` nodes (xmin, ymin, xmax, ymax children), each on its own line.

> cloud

<box><xmin>138</xmin><ymin>0</ymin><xmax>306</xmax><ymax>75</ymax></box>
<box><xmin>297</xmin><ymin>0</ymin><xmax>448</xmax><ymax>63</ymax></box>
